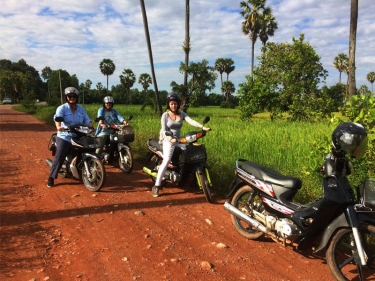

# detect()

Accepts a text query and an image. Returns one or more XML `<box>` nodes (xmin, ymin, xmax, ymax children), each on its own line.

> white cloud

<box><xmin>1</xmin><ymin>0</ymin><xmax>374</xmax><ymax>93</ymax></box>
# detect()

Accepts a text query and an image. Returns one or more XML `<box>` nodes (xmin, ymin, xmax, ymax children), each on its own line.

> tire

<box><xmin>118</xmin><ymin>147</ymin><xmax>133</xmax><ymax>174</ymax></box>
<box><xmin>81</xmin><ymin>157</ymin><xmax>106</xmax><ymax>192</ymax></box>
<box><xmin>326</xmin><ymin>224</ymin><xmax>375</xmax><ymax>281</ymax></box>
<box><xmin>230</xmin><ymin>185</ymin><xmax>265</xmax><ymax>240</ymax></box>
<box><xmin>197</xmin><ymin>170</ymin><xmax>213</xmax><ymax>203</ymax></box>
<box><xmin>147</xmin><ymin>155</ymin><xmax>166</xmax><ymax>187</ymax></box>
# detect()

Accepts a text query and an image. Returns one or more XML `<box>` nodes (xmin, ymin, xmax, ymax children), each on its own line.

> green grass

<box><xmin>17</xmin><ymin>103</ymin><xmax>370</xmax><ymax>203</ymax></box>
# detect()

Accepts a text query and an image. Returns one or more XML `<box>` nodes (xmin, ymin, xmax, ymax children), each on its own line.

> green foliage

<box><xmin>220</xmin><ymin>101</ymin><xmax>235</xmax><ymax>108</ymax></box>
<box><xmin>238</xmin><ymin>34</ymin><xmax>329</xmax><ymax>121</ymax></box>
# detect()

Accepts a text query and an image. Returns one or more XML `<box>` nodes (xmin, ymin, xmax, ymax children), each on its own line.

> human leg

<box><xmin>153</xmin><ymin>141</ymin><xmax>175</xmax><ymax>197</ymax></box>
<box><xmin>47</xmin><ymin>138</ymin><xmax>71</xmax><ymax>187</ymax></box>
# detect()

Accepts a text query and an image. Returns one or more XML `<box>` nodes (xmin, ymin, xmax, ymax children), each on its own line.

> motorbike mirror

<box><xmin>165</xmin><ymin>131</ymin><xmax>173</xmax><ymax>137</ymax></box>
<box><xmin>54</xmin><ymin>116</ymin><xmax>64</xmax><ymax>122</ymax></box>
<box><xmin>202</xmin><ymin>116</ymin><xmax>210</xmax><ymax>124</ymax></box>
<box><xmin>127</xmin><ymin>115</ymin><xmax>133</xmax><ymax>121</ymax></box>
<box><xmin>95</xmin><ymin>116</ymin><xmax>104</xmax><ymax>122</ymax></box>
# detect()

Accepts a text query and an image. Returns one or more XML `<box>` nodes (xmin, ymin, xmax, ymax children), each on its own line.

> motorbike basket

<box><xmin>184</xmin><ymin>144</ymin><xmax>206</xmax><ymax>163</ymax></box>
<box><xmin>77</xmin><ymin>136</ymin><xmax>102</xmax><ymax>149</ymax></box>
<box><xmin>117</xmin><ymin>126</ymin><xmax>135</xmax><ymax>143</ymax></box>
<box><xmin>357</xmin><ymin>178</ymin><xmax>375</xmax><ymax>212</ymax></box>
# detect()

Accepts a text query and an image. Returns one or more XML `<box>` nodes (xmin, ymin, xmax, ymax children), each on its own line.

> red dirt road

<box><xmin>0</xmin><ymin>105</ymin><xmax>335</xmax><ymax>281</ymax></box>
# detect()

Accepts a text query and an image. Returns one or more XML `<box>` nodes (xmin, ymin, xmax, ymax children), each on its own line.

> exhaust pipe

<box><xmin>143</xmin><ymin>167</ymin><xmax>157</xmax><ymax>177</ymax></box>
<box><xmin>223</xmin><ymin>202</ymin><xmax>276</xmax><ymax>238</ymax></box>
<box><xmin>45</xmin><ymin>158</ymin><xmax>53</xmax><ymax>167</ymax></box>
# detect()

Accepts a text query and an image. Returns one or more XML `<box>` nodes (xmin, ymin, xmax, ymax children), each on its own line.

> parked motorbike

<box><xmin>224</xmin><ymin>122</ymin><xmax>375</xmax><ymax>281</ymax></box>
<box><xmin>143</xmin><ymin>116</ymin><xmax>213</xmax><ymax>203</ymax></box>
<box><xmin>98</xmin><ymin>116</ymin><xmax>134</xmax><ymax>174</ymax></box>
<box><xmin>46</xmin><ymin>117</ymin><xmax>106</xmax><ymax>192</ymax></box>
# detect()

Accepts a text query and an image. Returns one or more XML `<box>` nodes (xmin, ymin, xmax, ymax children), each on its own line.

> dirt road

<box><xmin>0</xmin><ymin>105</ymin><xmax>334</xmax><ymax>281</ymax></box>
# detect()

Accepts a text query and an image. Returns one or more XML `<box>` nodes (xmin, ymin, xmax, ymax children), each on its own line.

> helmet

<box><xmin>332</xmin><ymin>122</ymin><xmax>368</xmax><ymax>158</ymax></box>
<box><xmin>64</xmin><ymin>87</ymin><xmax>79</xmax><ymax>96</ymax></box>
<box><xmin>103</xmin><ymin>96</ymin><xmax>114</xmax><ymax>104</ymax></box>
<box><xmin>166</xmin><ymin>92</ymin><xmax>180</xmax><ymax>110</ymax></box>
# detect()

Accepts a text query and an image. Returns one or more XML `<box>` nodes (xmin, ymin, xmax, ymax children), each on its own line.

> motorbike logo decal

<box><xmin>262</xmin><ymin>198</ymin><xmax>294</xmax><ymax>215</ymax></box>
<box><xmin>237</xmin><ymin>169</ymin><xmax>275</xmax><ymax>197</ymax></box>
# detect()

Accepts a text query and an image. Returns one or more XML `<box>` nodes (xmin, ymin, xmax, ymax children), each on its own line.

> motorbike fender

<box><xmin>225</xmin><ymin>178</ymin><xmax>247</xmax><ymax>199</ymax></box>
<box><xmin>194</xmin><ymin>161</ymin><xmax>207</xmax><ymax>174</ymax></box>
<box><xmin>117</xmin><ymin>143</ymin><xmax>129</xmax><ymax>152</ymax></box>
<box><xmin>314</xmin><ymin>213</ymin><xmax>349</xmax><ymax>253</ymax></box>
<box><xmin>82</xmin><ymin>152</ymin><xmax>101</xmax><ymax>161</ymax></box>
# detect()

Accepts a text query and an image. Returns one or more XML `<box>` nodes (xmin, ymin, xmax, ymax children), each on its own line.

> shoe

<box><xmin>152</xmin><ymin>186</ymin><xmax>159</xmax><ymax>197</ymax></box>
<box><xmin>47</xmin><ymin>177</ymin><xmax>54</xmax><ymax>188</ymax></box>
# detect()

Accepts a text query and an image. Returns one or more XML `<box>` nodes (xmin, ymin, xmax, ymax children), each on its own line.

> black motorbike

<box><xmin>98</xmin><ymin>116</ymin><xmax>134</xmax><ymax>174</ymax></box>
<box><xmin>46</xmin><ymin>117</ymin><xmax>106</xmax><ymax>192</ymax></box>
<box><xmin>143</xmin><ymin>116</ymin><xmax>213</xmax><ymax>203</ymax></box>
<box><xmin>224</xmin><ymin>122</ymin><xmax>375</xmax><ymax>281</ymax></box>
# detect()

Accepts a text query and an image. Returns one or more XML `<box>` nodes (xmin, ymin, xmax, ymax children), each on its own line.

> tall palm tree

<box><xmin>99</xmin><ymin>58</ymin><xmax>116</xmax><ymax>91</ymax></box>
<box><xmin>138</xmin><ymin>73</ymin><xmax>152</xmax><ymax>93</ymax></box>
<box><xmin>333</xmin><ymin>53</ymin><xmax>349</xmax><ymax>84</ymax></box>
<box><xmin>221</xmin><ymin>80</ymin><xmax>235</xmax><ymax>101</ymax></box>
<box><xmin>223</xmin><ymin>58</ymin><xmax>235</xmax><ymax>81</ymax></box>
<box><xmin>259</xmin><ymin>9</ymin><xmax>278</xmax><ymax>46</ymax></box>
<box><xmin>348</xmin><ymin>0</ymin><xmax>358</xmax><ymax>99</ymax></box>
<box><xmin>367</xmin><ymin>71</ymin><xmax>375</xmax><ymax>93</ymax></box>
<box><xmin>182</xmin><ymin>0</ymin><xmax>191</xmax><ymax>111</ymax></box>
<box><xmin>139</xmin><ymin>0</ymin><xmax>162</xmax><ymax>116</ymax></box>
<box><xmin>240</xmin><ymin>0</ymin><xmax>275</xmax><ymax>77</ymax></box>
<box><xmin>120</xmin><ymin>69</ymin><xmax>136</xmax><ymax>104</ymax></box>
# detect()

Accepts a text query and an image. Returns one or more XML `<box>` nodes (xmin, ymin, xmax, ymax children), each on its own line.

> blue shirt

<box><xmin>95</xmin><ymin>107</ymin><xmax>125</xmax><ymax>136</ymax></box>
<box><xmin>54</xmin><ymin>103</ymin><xmax>92</xmax><ymax>142</ymax></box>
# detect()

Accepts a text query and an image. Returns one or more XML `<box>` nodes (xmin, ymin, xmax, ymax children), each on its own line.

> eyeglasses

<box><xmin>67</xmin><ymin>95</ymin><xmax>77</xmax><ymax>99</ymax></box>
<box><xmin>105</xmin><ymin>102</ymin><xmax>113</xmax><ymax>104</ymax></box>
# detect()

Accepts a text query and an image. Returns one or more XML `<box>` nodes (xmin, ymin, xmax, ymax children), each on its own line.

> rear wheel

<box><xmin>197</xmin><ymin>171</ymin><xmax>213</xmax><ymax>203</ymax></box>
<box><xmin>326</xmin><ymin>224</ymin><xmax>375</xmax><ymax>281</ymax></box>
<box><xmin>82</xmin><ymin>157</ymin><xmax>106</xmax><ymax>191</ymax></box>
<box><xmin>230</xmin><ymin>185</ymin><xmax>264</xmax><ymax>239</ymax></box>
<box><xmin>118</xmin><ymin>147</ymin><xmax>133</xmax><ymax>174</ymax></box>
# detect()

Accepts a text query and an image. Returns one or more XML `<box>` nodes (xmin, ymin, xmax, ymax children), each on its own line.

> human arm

<box><xmin>184</xmin><ymin>113</ymin><xmax>210</xmax><ymax>131</ymax></box>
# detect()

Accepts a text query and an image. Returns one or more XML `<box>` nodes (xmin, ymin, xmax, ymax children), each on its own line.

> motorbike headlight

<box><xmin>185</xmin><ymin>134</ymin><xmax>197</xmax><ymax>143</ymax></box>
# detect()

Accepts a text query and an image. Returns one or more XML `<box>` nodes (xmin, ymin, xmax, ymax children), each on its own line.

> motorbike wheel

<box><xmin>81</xmin><ymin>157</ymin><xmax>106</xmax><ymax>192</ymax></box>
<box><xmin>326</xmin><ymin>224</ymin><xmax>375</xmax><ymax>281</ymax></box>
<box><xmin>119</xmin><ymin>147</ymin><xmax>133</xmax><ymax>174</ymax></box>
<box><xmin>230</xmin><ymin>185</ymin><xmax>264</xmax><ymax>240</ymax></box>
<box><xmin>197</xmin><ymin>171</ymin><xmax>213</xmax><ymax>203</ymax></box>
<box><xmin>148</xmin><ymin>155</ymin><xmax>166</xmax><ymax>187</ymax></box>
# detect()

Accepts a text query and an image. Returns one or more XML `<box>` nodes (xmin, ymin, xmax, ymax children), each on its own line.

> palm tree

<box><xmin>120</xmin><ymin>69</ymin><xmax>136</xmax><ymax>104</ymax></box>
<box><xmin>224</xmin><ymin>58</ymin><xmax>235</xmax><ymax>81</ymax></box>
<box><xmin>348</xmin><ymin>0</ymin><xmax>358</xmax><ymax>99</ymax></box>
<box><xmin>240</xmin><ymin>0</ymin><xmax>275</xmax><ymax>77</ymax></box>
<box><xmin>333</xmin><ymin>53</ymin><xmax>349</xmax><ymax>84</ymax></box>
<box><xmin>259</xmin><ymin>9</ymin><xmax>278</xmax><ymax>46</ymax></box>
<box><xmin>85</xmin><ymin>79</ymin><xmax>92</xmax><ymax>103</ymax></box>
<box><xmin>366</xmin><ymin>71</ymin><xmax>375</xmax><ymax>93</ymax></box>
<box><xmin>139</xmin><ymin>0</ymin><xmax>162</xmax><ymax>116</ymax></box>
<box><xmin>214</xmin><ymin>58</ymin><xmax>226</xmax><ymax>88</ymax></box>
<box><xmin>221</xmin><ymin>80</ymin><xmax>235</xmax><ymax>101</ymax></box>
<box><xmin>138</xmin><ymin>73</ymin><xmax>152</xmax><ymax>93</ymax></box>
<box><xmin>182</xmin><ymin>0</ymin><xmax>191</xmax><ymax>111</ymax></box>
<box><xmin>41</xmin><ymin>66</ymin><xmax>52</xmax><ymax>98</ymax></box>
<box><xmin>96</xmin><ymin>82</ymin><xmax>103</xmax><ymax>98</ymax></box>
<box><xmin>99</xmin><ymin>58</ymin><xmax>116</xmax><ymax>91</ymax></box>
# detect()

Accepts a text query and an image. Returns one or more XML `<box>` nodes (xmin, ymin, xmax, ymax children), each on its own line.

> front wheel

<box><xmin>326</xmin><ymin>224</ymin><xmax>375</xmax><ymax>281</ymax></box>
<box><xmin>230</xmin><ymin>185</ymin><xmax>265</xmax><ymax>240</ymax></box>
<box><xmin>119</xmin><ymin>146</ymin><xmax>133</xmax><ymax>174</ymax></box>
<box><xmin>196</xmin><ymin>171</ymin><xmax>213</xmax><ymax>203</ymax></box>
<box><xmin>82</xmin><ymin>157</ymin><xmax>106</xmax><ymax>191</ymax></box>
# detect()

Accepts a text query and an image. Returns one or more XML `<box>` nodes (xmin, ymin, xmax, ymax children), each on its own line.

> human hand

<box><xmin>202</xmin><ymin>127</ymin><xmax>211</xmax><ymax>132</ymax></box>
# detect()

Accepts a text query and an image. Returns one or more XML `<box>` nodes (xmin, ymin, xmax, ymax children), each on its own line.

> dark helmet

<box><xmin>332</xmin><ymin>122</ymin><xmax>368</xmax><ymax>158</ymax></box>
<box><xmin>166</xmin><ymin>92</ymin><xmax>180</xmax><ymax>110</ymax></box>
<box><xmin>103</xmin><ymin>96</ymin><xmax>114</xmax><ymax>106</ymax></box>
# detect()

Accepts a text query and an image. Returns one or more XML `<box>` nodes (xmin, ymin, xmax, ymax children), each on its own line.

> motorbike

<box><xmin>97</xmin><ymin>115</ymin><xmax>134</xmax><ymax>174</ymax></box>
<box><xmin>143</xmin><ymin>116</ymin><xmax>214</xmax><ymax>203</ymax></box>
<box><xmin>46</xmin><ymin>117</ymin><xmax>106</xmax><ymax>192</ymax></box>
<box><xmin>224</xmin><ymin>123</ymin><xmax>375</xmax><ymax>280</ymax></box>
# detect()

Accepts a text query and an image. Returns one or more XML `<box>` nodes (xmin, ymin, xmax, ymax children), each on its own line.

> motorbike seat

<box><xmin>241</xmin><ymin>161</ymin><xmax>302</xmax><ymax>190</ymax></box>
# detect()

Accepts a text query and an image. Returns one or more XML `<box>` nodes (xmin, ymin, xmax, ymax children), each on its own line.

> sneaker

<box><xmin>152</xmin><ymin>186</ymin><xmax>159</xmax><ymax>197</ymax></box>
<box><xmin>47</xmin><ymin>177</ymin><xmax>54</xmax><ymax>188</ymax></box>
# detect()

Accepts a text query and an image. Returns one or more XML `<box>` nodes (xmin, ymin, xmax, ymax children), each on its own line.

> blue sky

<box><xmin>1</xmin><ymin>0</ymin><xmax>374</xmax><ymax>93</ymax></box>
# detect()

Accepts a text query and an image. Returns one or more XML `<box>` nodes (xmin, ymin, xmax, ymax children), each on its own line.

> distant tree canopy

<box><xmin>238</xmin><ymin>34</ymin><xmax>329</xmax><ymax>121</ymax></box>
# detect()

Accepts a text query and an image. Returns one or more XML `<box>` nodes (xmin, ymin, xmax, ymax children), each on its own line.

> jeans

<box><xmin>49</xmin><ymin>137</ymin><xmax>71</xmax><ymax>179</ymax></box>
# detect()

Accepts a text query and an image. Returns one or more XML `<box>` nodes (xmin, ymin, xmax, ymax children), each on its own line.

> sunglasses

<box><xmin>67</xmin><ymin>95</ymin><xmax>77</xmax><ymax>99</ymax></box>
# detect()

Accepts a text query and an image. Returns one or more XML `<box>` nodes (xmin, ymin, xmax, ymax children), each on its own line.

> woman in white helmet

<box><xmin>47</xmin><ymin>87</ymin><xmax>93</xmax><ymax>188</ymax></box>
<box><xmin>95</xmin><ymin>96</ymin><xmax>129</xmax><ymax>161</ymax></box>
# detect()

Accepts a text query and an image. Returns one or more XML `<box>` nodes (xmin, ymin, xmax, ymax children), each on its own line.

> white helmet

<box><xmin>103</xmin><ymin>96</ymin><xmax>114</xmax><ymax>104</ymax></box>
<box><xmin>64</xmin><ymin>87</ymin><xmax>79</xmax><ymax>96</ymax></box>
